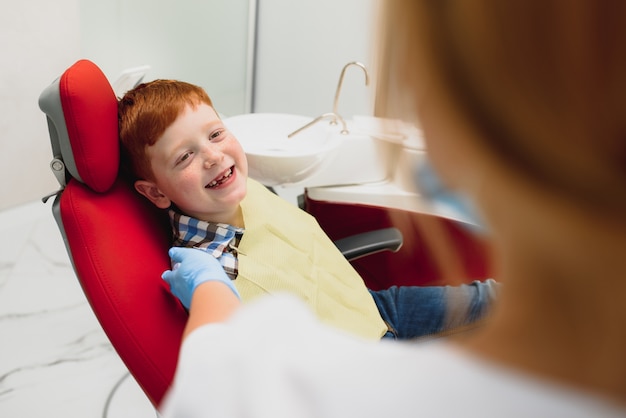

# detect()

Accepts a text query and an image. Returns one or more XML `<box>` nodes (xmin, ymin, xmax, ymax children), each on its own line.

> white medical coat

<box><xmin>161</xmin><ymin>294</ymin><xmax>625</xmax><ymax>418</ymax></box>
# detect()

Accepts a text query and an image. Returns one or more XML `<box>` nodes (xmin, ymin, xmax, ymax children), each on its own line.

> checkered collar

<box><xmin>169</xmin><ymin>209</ymin><xmax>244</xmax><ymax>280</ymax></box>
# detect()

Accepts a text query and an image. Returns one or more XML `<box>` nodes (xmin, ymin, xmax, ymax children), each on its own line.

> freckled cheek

<box><xmin>172</xmin><ymin>171</ymin><xmax>203</xmax><ymax>192</ymax></box>
<box><xmin>238</xmin><ymin>154</ymin><xmax>248</xmax><ymax>177</ymax></box>
<box><xmin>231</xmin><ymin>143</ymin><xmax>248</xmax><ymax>171</ymax></box>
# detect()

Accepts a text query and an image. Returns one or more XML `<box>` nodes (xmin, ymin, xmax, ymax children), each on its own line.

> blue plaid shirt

<box><xmin>169</xmin><ymin>210</ymin><xmax>244</xmax><ymax>280</ymax></box>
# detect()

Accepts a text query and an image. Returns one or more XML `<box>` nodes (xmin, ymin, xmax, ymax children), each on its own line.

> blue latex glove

<box><xmin>162</xmin><ymin>247</ymin><xmax>240</xmax><ymax>309</ymax></box>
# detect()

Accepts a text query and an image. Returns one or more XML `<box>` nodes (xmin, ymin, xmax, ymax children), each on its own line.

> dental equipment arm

<box><xmin>334</xmin><ymin>227</ymin><xmax>403</xmax><ymax>261</ymax></box>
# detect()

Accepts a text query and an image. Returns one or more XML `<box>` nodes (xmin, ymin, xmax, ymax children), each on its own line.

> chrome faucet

<box><xmin>332</xmin><ymin>61</ymin><xmax>369</xmax><ymax>119</ymax></box>
<box><xmin>288</xmin><ymin>62</ymin><xmax>369</xmax><ymax>139</ymax></box>
<box><xmin>287</xmin><ymin>112</ymin><xmax>348</xmax><ymax>138</ymax></box>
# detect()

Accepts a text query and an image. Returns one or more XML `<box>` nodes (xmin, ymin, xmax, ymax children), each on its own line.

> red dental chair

<box><xmin>39</xmin><ymin>59</ymin><xmax>185</xmax><ymax>408</ymax></box>
<box><xmin>305</xmin><ymin>199</ymin><xmax>491</xmax><ymax>291</ymax></box>
<box><xmin>38</xmin><ymin>59</ymin><xmax>407</xmax><ymax>410</ymax></box>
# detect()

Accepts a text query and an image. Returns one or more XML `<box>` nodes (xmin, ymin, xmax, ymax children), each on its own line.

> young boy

<box><xmin>118</xmin><ymin>79</ymin><xmax>497</xmax><ymax>340</ymax></box>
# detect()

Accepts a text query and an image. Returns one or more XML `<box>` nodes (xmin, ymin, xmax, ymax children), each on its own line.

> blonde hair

<box><xmin>375</xmin><ymin>0</ymin><xmax>626</xmax><ymax>217</ymax></box>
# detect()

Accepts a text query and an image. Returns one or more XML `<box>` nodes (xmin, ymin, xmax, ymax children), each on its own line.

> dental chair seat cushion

<box><xmin>60</xmin><ymin>59</ymin><xmax>119</xmax><ymax>192</ymax></box>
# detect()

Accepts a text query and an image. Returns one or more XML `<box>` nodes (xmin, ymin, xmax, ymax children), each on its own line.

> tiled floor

<box><xmin>0</xmin><ymin>199</ymin><xmax>156</xmax><ymax>417</ymax></box>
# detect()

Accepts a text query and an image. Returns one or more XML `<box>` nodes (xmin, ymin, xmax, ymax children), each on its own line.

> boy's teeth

<box><xmin>207</xmin><ymin>168</ymin><xmax>233</xmax><ymax>188</ymax></box>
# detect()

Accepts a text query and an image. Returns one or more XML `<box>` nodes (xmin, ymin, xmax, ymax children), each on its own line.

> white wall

<box><xmin>0</xmin><ymin>0</ymin><xmax>81</xmax><ymax>211</ymax></box>
<box><xmin>253</xmin><ymin>0</ymin><xmax>377</xmax><ymax>119</ymax></box>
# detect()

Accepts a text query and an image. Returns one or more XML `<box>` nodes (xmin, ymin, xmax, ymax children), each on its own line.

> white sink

<box><xmin>224</xmin><ymin>113</ymin><xmax>342</xmax><ymax>186</ymax></box>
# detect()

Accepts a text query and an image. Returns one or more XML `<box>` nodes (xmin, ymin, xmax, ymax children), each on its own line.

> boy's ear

<box><xmin>134</xmin><ymin>180</ymin><xmax>171</xmax><ymax>209</ymax></box>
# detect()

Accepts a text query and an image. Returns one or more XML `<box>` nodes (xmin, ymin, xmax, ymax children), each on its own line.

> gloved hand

<box><xmin>162</xmin><ymin>247</ymin><xmax>240</xmax><ymax>309</ymax></box>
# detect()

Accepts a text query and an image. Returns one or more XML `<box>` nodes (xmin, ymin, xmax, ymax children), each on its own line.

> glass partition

<box><xmin>79</xmin><ymin>0</ymin><xmax>256</xmax><ymax>116</ymax></box>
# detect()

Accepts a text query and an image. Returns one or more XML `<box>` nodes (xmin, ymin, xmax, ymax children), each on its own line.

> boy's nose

<box><xmin>202</xmin><ymin>145</ymin><xmax>224</xmax><ymax>168</ymax></box>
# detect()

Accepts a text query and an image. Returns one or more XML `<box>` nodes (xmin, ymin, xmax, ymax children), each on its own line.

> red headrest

<box><xmin>40</xmin><ymin>59</ymin><xmax>119</xmax><ymax>192</ymax></box>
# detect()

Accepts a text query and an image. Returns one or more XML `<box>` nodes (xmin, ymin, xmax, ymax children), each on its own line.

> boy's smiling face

<box><xmin>134</xmin><ymin>103</ymin><xmax>248</xmax><ymax>225</ymax></box>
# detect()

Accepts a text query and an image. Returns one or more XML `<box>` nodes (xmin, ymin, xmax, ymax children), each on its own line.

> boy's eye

<box><xmin>176</xmin><ymin>151</ymin><xmax>192</xmax><ymax>166</ymax></box>
<box><xmin>209</xmin><ymin>129</ymin><xmax>226</xmax><ymax>141</ymax></box>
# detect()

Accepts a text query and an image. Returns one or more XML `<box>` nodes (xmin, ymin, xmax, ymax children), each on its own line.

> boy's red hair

<box><xmin>118</xmin><ymin>79</ymin><xmax>214</xmax><ymax>180</ymax></box>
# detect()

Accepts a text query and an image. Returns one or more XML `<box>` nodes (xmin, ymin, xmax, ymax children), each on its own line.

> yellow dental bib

<box><xmin>235</xmin><ymin>179</ymin><xmax>387</xmax><ymax>340</ymax></box>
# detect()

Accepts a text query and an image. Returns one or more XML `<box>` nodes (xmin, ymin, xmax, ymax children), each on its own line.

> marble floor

<box><xmin>0</xmin><ymin>198</ymin><xmax>157</xmax><ymax>417</ymax></box>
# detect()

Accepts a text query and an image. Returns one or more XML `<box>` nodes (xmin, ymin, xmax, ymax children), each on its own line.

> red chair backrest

<box><xmin>39</xmin><ymin>59</ymin><xmax>186</xmax><ymax>408</ymax></box>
